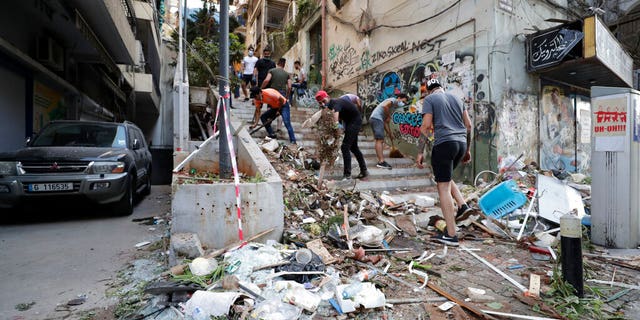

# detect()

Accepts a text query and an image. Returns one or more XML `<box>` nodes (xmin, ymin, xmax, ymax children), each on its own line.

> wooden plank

<box><xmin>451</xmin><ymin>304</ymin><xmax>473</xmax><ymax>320</ymax></box>
<box><xmin>424</xmin><ymin>303</ymin><xmax>448</xmax><ymax>320</ymax></box>
<box><xmin>395</xmin><ymin>214</ymin><xmax>417</xmax><ymax>236</ymax></box>
<box><xmin>427</xmin><ymin>281</ymin><xmax>498</xmax><ymax>320</ymax></box>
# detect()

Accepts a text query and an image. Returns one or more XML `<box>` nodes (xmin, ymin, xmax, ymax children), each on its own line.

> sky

<box><xmin>186</xmin><ymin>0</ymin><xmax>203</xmax><ymax>8</ymax></box>
<box><xmin>185</xmin><ymin>0</ymin><xmax>236</xmax><ymax>11</ymax></box>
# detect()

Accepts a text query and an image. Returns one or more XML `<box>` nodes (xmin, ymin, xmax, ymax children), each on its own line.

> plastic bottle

<box><xmin>295</xmin><ymin>248</ymin><xmax>312</xmax><ymax>265</ymax></box>
<box><xmin>352</xmin><ymin>269</ymin><xmax>378</xmax><ymax>282</ymax></box>
<box><xmin>341</xmin><ymin>281</ymin><xmax>363</xmax><ymax>299</ymax></box>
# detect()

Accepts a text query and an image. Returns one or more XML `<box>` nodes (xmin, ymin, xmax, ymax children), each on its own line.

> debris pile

<box><xmin>124</xmin><ymin>149</ymin><xmax>640</xmax><ymax>319</ymax></box>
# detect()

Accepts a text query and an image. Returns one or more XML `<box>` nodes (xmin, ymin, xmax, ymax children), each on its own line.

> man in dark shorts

<box><xmin>418</xmin><ymin>78</ymin><xmax>472</xmax><ymax>246</ymax></box>
<box><xmin>369</xmin><ymin>93</ymin><xmax>408</xmax><ymax>170</ymax></box>
<box><xmin>315</xmin><ymin>90</ymin><xmax>368</xmax><ymax>180</ymax></box>
<box><xmin>241</xmin><ymin>47</ymin><xmax>258</xmax><ymax>101</ymax></box>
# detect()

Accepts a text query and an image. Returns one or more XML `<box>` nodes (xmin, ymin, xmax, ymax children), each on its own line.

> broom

<box><xmin>388</xmin><ymin>137</ymin><xmax>404</xmax><ymax>158</ymax></box>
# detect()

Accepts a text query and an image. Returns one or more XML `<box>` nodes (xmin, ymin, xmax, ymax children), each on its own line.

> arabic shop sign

<box><xmin>527</xmin><ymin>27</ymin><xmax>583</xmax><ymax>71</ymax></box>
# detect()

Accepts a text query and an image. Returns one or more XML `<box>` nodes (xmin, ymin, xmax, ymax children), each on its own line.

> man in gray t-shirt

<box><xmin>369</xmin><ymin>94</ymin><xmax>408</xmax><ymax>170</ymax></box>
<box><xmin>418</xmin><ymin>79</ymin><xmax>472</xmax><ymax>246</ymax></box>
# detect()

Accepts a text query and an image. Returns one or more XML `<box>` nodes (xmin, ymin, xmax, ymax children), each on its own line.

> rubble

<box><xmin>121</xmin><ymin>140</ymin><xmax>640</xmax><ymax>319</ymax></box>
<box><xmin>171</xmin><ymin>233</ymin><xmax>206</xmax><ymax>259</ymax></box>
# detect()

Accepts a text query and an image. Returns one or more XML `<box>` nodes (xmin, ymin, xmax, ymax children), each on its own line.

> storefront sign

<box><xmin>593</xmin><ymin>17</ymin><xmax>633</xmax><ymax>87</ymax></box>
<box><xmin>592</xmin><ymin>95</ymin><xmax>627</xmax><ymax>151</ymax></box>
<box><xmin>527</xmin><ymin>28</ymin><xmax>583</xmax><ymax>71</ymax></box>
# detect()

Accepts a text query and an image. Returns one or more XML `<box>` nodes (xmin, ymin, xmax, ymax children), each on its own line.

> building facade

<box><xmin>0</xmin><ymin>0</ymin><xmax>163</xmax><ymax>153</ymax></box>
<box><xmin>245</xmin><ymin>0</ymin><xmax>639</xmax><ymax>180</ymax></box>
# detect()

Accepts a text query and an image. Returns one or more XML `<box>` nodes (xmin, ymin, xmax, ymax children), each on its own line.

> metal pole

<box><xmin>176</xmin><ymin>0</ymin><xmax>185</xmax><ymax>151</ymax></box>
<box><xmin>182</xmin><ymin>0</ymin><xmax>187</xmax><ymax>78</ymax></box>
<box><xmin>219</xmin><ymin>0</ymin><xmax>231</xmax><ymax>178</ymax></box>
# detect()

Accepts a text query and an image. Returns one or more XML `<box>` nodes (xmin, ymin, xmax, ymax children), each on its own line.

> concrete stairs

<box><xmin>230</xmin><ymin>99</ymin><xmax>435</xmax><ymax>193</ymax></box>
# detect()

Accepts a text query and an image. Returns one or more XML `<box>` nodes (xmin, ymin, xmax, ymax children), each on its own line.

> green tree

<box><xmin>181</xmin><ymin>2</ymin><xmax>245</xmax><ymax>87</ymax></box>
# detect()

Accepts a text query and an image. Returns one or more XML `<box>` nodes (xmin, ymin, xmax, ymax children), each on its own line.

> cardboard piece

<box><xmin>306</xmin><ymin>239</ymin><xmax>337</xmax><ymax>264</ymax></box>
<box><xmin>537</xmin><ymin>174</ymin><xmax>586</xmax><ymax>224</ymax></box>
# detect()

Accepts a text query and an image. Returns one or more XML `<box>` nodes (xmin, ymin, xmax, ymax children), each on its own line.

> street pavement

<box><xmin>0</xmin><ymin>185</ymin><xmax>171</xmax><ymax>320</ymax></box>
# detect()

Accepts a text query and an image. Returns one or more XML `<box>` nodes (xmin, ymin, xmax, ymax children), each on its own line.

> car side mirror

<box><xmin>25</xmin><ymin>137</ymin><xmax>31</xmax><ymax>146</ymax></box>
<box><xmin>133</xmin><ymin>139</ymin><xmax>140</xmax><ymax>150</ymax></box>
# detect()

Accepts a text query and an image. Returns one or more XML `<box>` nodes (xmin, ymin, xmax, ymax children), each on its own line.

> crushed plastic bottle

<box><xmin>341</xmin><ymin>281</ymin><xmax>363</xmax><ymax>299</ymax></box>
<box><xmin>352</xmin><ymin>269</ymin><xmax>378</xmax><ymax>282</ymax></box>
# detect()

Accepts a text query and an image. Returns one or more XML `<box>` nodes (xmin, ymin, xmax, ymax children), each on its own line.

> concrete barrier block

<box><xmin>171</xmin><ymin>232</ymin><xmax>205</xmax><ymax>259</ymax></box>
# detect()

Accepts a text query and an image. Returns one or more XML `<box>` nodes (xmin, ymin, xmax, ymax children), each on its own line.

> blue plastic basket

<box><xmin>478</xmin><ymin>180</ymin><xmax>527</xmax><ymax>219</ymax></box>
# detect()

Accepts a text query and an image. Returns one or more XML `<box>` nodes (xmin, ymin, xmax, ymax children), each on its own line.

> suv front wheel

<box><xmin>112</xmin><ymin>175</ymin><xmax>134</xmax><ymax>215</ymax></box>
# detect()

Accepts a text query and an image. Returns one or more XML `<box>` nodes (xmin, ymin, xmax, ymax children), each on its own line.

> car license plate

<box><xmin>28</xmin><ymin>182</ymin><xmax>74</xmax><ymax>192</ymax></box>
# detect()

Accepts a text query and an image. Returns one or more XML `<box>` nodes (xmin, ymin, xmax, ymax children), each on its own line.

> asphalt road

<box><xmin>0</xmin><ymin>185</ymin><xmax>171</xmax><ymax>320</ymax></box>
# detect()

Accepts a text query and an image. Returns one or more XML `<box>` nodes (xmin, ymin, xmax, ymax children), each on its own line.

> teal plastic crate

<box><xmin>478</xmin><ymin>180</ymin><xmax>527</xmax><ymax>219</ymax></box>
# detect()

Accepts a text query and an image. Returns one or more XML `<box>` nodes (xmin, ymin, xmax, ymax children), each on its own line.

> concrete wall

<box><xmin>171</xmin><ymin>120</ymin><xmax>284</xmax><ymax>249</ymax></box>
<box><xmin>294</xmin><ymin>0</ymin><xmax>573</xmax><ymax>175</ymax></box>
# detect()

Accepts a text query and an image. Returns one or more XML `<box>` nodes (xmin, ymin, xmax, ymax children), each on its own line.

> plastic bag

<box><xmin>349</xmin><ymin>224</ymin><xmax>384</xmax><ymax>247</ymax></box>
<box><xmin>250</xmin><ymin>297</ymin><xmax>302</xmax><ymax>320</ymax></box>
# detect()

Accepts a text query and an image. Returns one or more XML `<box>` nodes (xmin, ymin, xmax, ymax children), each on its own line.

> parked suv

<box><xmin>0</xmin><ymin>120</ymin><xmax>152</xmax><ymax>215</ymax></box>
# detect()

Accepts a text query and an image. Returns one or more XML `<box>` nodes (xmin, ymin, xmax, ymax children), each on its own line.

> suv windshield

<box><xmin>31</xmin><ymin>123</ymin><xmax>127</xmax><ymax>148</ymax></box>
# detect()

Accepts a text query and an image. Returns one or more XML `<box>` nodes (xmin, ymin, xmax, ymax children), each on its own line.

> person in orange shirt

<box><xmin>250</xmin><ymin>87</ymin><xmax>297</xmax><ymax>144</ymax></box>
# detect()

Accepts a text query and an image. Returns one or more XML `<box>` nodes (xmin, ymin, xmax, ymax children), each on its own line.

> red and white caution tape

<box><xmin>221</xmin><ymin>95</ymin><xmax>244</xmax><ymax>242</ymax></box>
<box><xmin>211</xmin><ymin>97</ymin><xmax>222</xmax><ymax>138</ymax></box>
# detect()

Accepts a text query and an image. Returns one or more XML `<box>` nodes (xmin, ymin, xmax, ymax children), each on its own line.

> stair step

<box><xmin>230</xmin><ymin>99</ymin><xmax>432</xmax><ymax>193</ymax></box>
<box><xmin>326</xmin><ymin>175</ymin><xmax>435</xmax><ymax>192</ymax></box>
<box><xmin>252</xmin><ymin>131</ymin><xmax>377</xmax><ymax>143</ymax></box>
<box><xmin>324</xmin><ymin>166</ymin><xmax>428</xmax><ymax>179</ymax></box>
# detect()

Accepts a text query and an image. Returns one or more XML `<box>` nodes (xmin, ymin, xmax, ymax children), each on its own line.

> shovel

<box><xmin>249</xmin><ymin>111</ymin><xmax>281</xmax><ymax>135</ymax></box>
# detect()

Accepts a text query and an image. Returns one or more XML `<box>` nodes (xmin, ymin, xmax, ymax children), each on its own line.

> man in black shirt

<box><xmin>315</xmin><ymin>90</ymin><xmax>368</xmax><ymax>180</ymax></box>
<box><xmin>253</xmin><ymin>47</ymin><xmax>276</xmax><ymax>91</ymax></box>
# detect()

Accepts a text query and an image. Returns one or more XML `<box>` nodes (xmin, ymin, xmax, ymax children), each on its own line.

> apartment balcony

<box><xmin>133</xmin><ymin>0</ymin><xmax>161</xmax><ymax>82</ymax></box>
<box><xmin>264</xmin><ymin>0</ymin><xmax>289</xmax><ymax>29</ymax></box>
<box><xmin>134</xmin><ymin>72</ymin><xmax>160</xmax><ymax>115</ymax></box>
<box><xmin>68</xmin><ymin>0</ymin><xmax>137</xmax><ymax>64</ymax></box>
<box><xmin>119</xmin><ymin>65</ymin><xmax>160</xmax><ymax>116</ymax></box>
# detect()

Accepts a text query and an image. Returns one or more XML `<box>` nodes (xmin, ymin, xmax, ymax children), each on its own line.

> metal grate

<box><xmin>121</xmin><ymin>0</ymin><xmax>138</xmax><ymax>34</ymax></box>
<box><xmin>21</xmin><ymin>161</ymin><xmax>90</xmax><ymax>174</ymax></box>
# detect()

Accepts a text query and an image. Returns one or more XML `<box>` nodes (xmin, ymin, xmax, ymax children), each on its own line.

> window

<box><xmin>32</xmin><ymin>123</ymin><xmax>125</xmax><ymax>148</ymax></box>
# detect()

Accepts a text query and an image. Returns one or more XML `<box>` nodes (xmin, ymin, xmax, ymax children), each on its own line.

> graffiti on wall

<box><xmin>474</xmin><ymin>101</ymin><xmax>499</xmax><ymax>170</ymax></box>
<box><xmin>496</xmin><ymin>91</ymin><xmax>539</xmax><ymax>166</ymax></box>
<box><xmin>33</xmin><ymin>81</ymin><xmax>65</xmax><ymax>133</ymax></box>
<box><xmin>539</xmin><ymin>85</ymin><xmax>577</xmax><ymax>172</ymax></box>
<box><xmin>328</xmin><ymin>37</ymin><xmax>448</xmax><ymax>84</ymax></box>
<box><xmin>328</xmin><ymin>42</ymin><xmax>358</xmax><ymax>81</ymax></box>
<box><xmin>356</xmin><ymin>50</ymin><xmax>486</xmax><ymax>161</ymax></box>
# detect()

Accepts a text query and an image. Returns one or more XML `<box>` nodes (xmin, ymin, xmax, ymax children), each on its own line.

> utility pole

<box><xmin>219</xmin><ymin>0</ymin><xmax>231</xmax><ymax>178</ymax></box>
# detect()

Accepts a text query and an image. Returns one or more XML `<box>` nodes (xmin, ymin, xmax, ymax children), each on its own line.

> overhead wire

<box><xmin>366</xmin><ymin>0</ymin><xmax>462</xmax><ymax>32</ymax></box>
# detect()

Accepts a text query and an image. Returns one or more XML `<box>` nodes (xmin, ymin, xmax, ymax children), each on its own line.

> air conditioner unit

<box><xmin>36</xmin><ymin>36</ymin><xmax>64</xmax><ymax>72</ymax></box>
